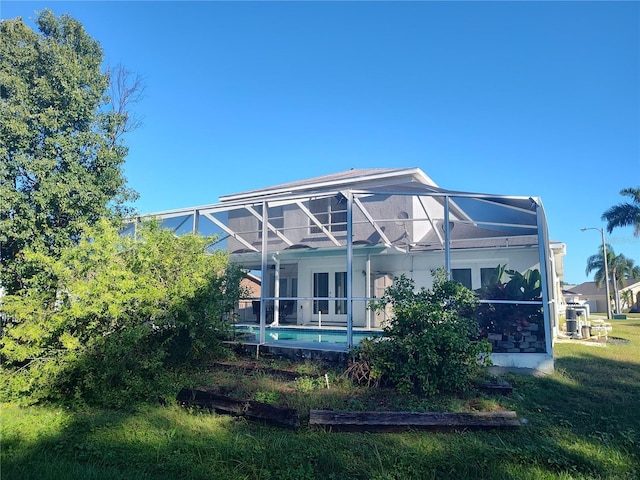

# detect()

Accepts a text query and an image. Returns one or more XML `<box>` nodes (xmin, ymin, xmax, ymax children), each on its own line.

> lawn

<box><xmin>2</xmin><ymin>318</ymin><xmax>639</xmax><ymax>480</ymax></box>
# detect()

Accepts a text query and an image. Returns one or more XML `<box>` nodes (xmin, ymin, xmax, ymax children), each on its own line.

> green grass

<box><xmin>2</xmin><ymin>318</ymin><xmax>639</xmax><ymax>479</ymax></box>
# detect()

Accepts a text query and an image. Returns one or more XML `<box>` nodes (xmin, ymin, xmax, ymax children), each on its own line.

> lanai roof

<box><xmin>137</xmin><ymin>167</ymin><xmax>547</xmax><ymax>253</ymax></box>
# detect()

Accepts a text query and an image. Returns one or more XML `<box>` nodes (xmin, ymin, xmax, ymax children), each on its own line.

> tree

<box><xmin>585</xmin><ymin>244</ymin><xmax>616</xmax><ymax>290</ymax></box>
<box><xmin>585</xmin><ymin>245</ymin><xmax>640</xmax><ymax>313</ymax></box>
<box><xmin>601</xmin><ymin>187</ymin><xmax>640</xmax><ymax>237</ymax></box>
<box><xmin>621</xmin><ymin>290</ymin><xmax>638</xmax><ymax>312</ymax></box>
<box><xmin>0</xmin><ymin>220</ymin><xmax>245</xmax><ymax>407</ymax></box>
<box><xmin>0</xmin><ymin>10</ymin><xmax>139</xmax><ymax>294</ymax></box>
<box><xmin>609</xmin><ymin>254</ymin><xmax>640</xmax><ymax>313</ymax></box>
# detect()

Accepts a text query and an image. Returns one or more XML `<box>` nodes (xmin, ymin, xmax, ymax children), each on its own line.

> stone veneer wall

<box><xmin>486</xmin><ymin>323</ymin><xmax>546</xmax><ymax>353</ymax></box>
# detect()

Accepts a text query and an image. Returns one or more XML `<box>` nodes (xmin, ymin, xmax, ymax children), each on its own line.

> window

<box><xmin>481</xmin><ymin>267</ymin><xmax>501</xmax><ymax>287</ymax></box>
<box><xmin>334</xmin><ymin>272</ymin><xmax>347</xmax><ymax>314</ymax></box>
<box><xmin>450</xmin><ymin>266</ymin><xmax>506</xmax><ymax>290</ymax></box>
<box><xmin>309</xmin><ymin>196</ymin><xmax>347</xmax><ymax>233</ymax></box>
<box><xmin>452</xmin><ymin>269</ymin><xmax>472</xmax><ymax>290</ymax></box>
<box><xmin>279</xmin><ymin>278</ymin><xmax>288</xmax><ymax>296</ymax></box>
<box><xmin>313</xmin><ymin>272</ymin><xmax>329</xmax><ymax>314</ymax></box>
<box><xmin>257</xmin><ymin>205</ymin><xmax>284</xmax><ymax>238</ymax></box>
<box><xmin>312</xmin><ymin>271</ymin><xmax>346</xmax><ymax>316</ymax></box>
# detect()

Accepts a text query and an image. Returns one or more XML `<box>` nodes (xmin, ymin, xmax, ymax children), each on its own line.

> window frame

<box><xmin>309</xmin><ymin>196</ymin><xmax>347</xmax><ymax>234</ymax></box>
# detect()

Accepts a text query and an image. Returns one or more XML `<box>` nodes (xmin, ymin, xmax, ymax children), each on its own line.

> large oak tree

<box><xmin>0</xmin><ymin>10</ymin><xmax>138</xmax><ymax>293</ymax></box>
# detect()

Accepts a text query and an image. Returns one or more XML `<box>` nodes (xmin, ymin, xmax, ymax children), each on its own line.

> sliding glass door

<box><xmin>312</xmin><ymin>270</ymin><xmax>347</xmax><ymax>324</ymax></box>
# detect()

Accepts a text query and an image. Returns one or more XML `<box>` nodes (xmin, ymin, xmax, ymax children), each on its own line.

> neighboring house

<box><xmin>621</xmin><ymin>281</ymin><xmax>640</xmax><ymax>312</ymax></box>
<box><xmin>238</xmin><ymin>272</ymin><xmax>261</xmax><ymax>323</ymax></box>
<box><xmin>571</xmin><ymin>280</ymin><xmax>640</xmax><ymax>314</ymax></box>
<box><xmin>138</xmin><ymin>167</ymin><xmax>565</xmax><ymax>373</ymax></box>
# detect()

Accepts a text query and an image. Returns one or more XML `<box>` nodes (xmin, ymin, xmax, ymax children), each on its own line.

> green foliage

<box><xmin>295</xmin><ymin>375</ymin><xmax>327</xmax><ymax>393</ymax></box>
<box><xmin>0</xmin><ymin>220</ymin><xmax>244</xmax><ymax>407</ymax></box>
<box><xmin>585</xmin><ymin>244</ymin><xmax>618</xmax><ymax>289</ymax></box>
<box><xmin>601</xmin><ymin>186</ymin><xmax>640</xmax><ymax>237</ymax></box>
<box><xmin>4</xmin><ymin>318</ymin><xmax>640</xmax><ymax>479</ymax></box>
<box><xmin>254</xmin><ymin>390</ymin><xmax>279</xmax><ymax>404</ymax></box>
<box><xmin>476</xmin><ymin>265</ymin><xmax>542</xmax><ymax>302</ymax></box>
<box><xmin>354</xmin><ymin>270</ymin><xmax>491</xmax><ymax>396</ymax></box>
<box><xmin>475</xmin><ymin>266</ymin><xmax>545</xmax><ymax>347</ymax></box>
<box><xmin>0</xmin><ymin>10</ymin><xmax>139</xmax><ymax>294</ymax></box>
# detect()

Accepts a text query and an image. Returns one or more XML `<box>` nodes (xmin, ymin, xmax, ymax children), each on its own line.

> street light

<box><xmin>581</xmin><ymin>227</ymin><xmax>611</xmax><ymax>320</ymax></box>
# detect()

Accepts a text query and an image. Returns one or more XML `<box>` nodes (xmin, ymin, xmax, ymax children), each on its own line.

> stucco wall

<box><xmin>287</xmin><ymin>246</ymin><xmax>541</xmax><ymax>327</ymax></box>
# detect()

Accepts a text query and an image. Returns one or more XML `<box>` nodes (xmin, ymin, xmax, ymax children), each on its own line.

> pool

<box><xmin>234</xmin><ymin>325</ymin><xmax>381</xmax><ymax>346</ymax></box>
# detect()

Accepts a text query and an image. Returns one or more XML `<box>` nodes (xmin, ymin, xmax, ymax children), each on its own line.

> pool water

<box><xmin>234</xmin><ymin>325</ymin><xmax>380</xmax><ymax>346</ymax></box>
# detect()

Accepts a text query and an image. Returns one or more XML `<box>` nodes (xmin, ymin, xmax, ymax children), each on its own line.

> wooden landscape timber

<box><xmin>478</xmin><ymin>380</ymin><xmax>514</xmax><ymax>395</ymax></box>
<box><xmin>309</xmin><ymin>410</ymin><xmax>522</xmax><ymax>432</ymax></box>
<box><xmin>177</xmin><ymin>388</ymin><xmax>299</xmax><ymax>428</ymax></box>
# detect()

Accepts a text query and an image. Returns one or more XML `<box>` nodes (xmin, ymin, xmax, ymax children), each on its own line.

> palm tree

<box><xmin>612</xmin><ymin>254</ymin><xmax>640</xmax><ymax>287</ymax></box>
<box><xmin>585</xmin><ymin>244</ymin><xmax>616</xmax><ymax>314</ymax></box>
<box><xmin>585</xmin><ymin>244</ymin><xmax>616</xmax><ymax>289</ymax></box>
<box><xmin>610</xmin><ymin>254</ymin><xmax>640</xmax><ymax>313</ymax></box>
<box><xmin>601</xmin><ymin>187</ymin><xmax>640</xmax><ymax>237</ymax></box>
<box><xmin>621</xmin><ymin>290</ymin><xmax>634</xmax><ymax>312</ymax></box>
<box><xmin>587</xmin><ymin>247</ymin><xmax>640</xmax><ymax>313</ymax></box>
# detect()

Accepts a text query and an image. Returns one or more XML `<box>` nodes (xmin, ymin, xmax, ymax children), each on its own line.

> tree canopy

<box><xmin>1</xmin><ymin>220</ymin><xmax>244</xmax><ymax>407</ymax></box>
<box><xmin>0</xmin><ymin>12</ymin><xmax>245</xmax><ymax>408</ymax></box>
<box><xmin>585</xmin><ymin>244</ymin><xmax>617</xmax><ymax>290</ymax></box>
<box><xmin>601</xmin><ymin>187</ymin><xmax>640</xmax><ymax>237</ymax></box>
<box><xmin>585</xmin><ymin>245</ymin><xmax>639</xmax><ymax>289</ymax></box>
<box><xmin>0</xmin><ymin>10</ymin><xmax>138</xmax><ymax>293</ymax></box>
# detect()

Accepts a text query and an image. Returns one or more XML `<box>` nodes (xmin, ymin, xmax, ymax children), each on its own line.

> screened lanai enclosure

<box><xmin>130</xmin><ymin>168</ymin><xmax>564</xmax><ymax>372</ymax></box>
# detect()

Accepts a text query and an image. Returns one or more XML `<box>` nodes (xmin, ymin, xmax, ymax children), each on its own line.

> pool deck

<box><xmin>234</xmin><ymin>323</ymin><xmax>380</xmax><ymax>331</ymax></box>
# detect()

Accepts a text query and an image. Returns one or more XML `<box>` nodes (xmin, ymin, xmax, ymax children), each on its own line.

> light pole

<box><xmin>581</xmin><ymin>227</ymin><xmax>611</xmax><ymax>320</ymax></box>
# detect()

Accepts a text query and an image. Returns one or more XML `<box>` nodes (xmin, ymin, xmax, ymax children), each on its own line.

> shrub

<box><xmin>351</xmin><ymin>270</ymin><xmax>491</xmax><ymax>396</ymax></box>
<box><xmin>0</xmin><ymin>219</ymin><xmax>244</xmax><ymax>407</ymax></box>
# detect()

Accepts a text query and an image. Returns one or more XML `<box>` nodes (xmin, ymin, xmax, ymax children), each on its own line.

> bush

<box><xmin>0</xmin><ymin>219</ymin><xmax>244</xmax><ymax>407</ymax></box>
<box><xmin>351</xmin><ymin>270</ymin><xmax>491</xmax><ymax>396</ymax></box>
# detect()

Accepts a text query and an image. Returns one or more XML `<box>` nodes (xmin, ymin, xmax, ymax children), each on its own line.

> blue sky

<box><xmin>2</xmin><ymin>1</ymin><xmax>639</xmax><ymax>285</ymax></box>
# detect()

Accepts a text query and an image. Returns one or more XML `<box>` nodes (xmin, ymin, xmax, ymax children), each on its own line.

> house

<box><xmin>571</xmin><ymin>279</ymin><xmax>640</xmax><ymax>315</ymax></box>
<box><xmin>621</xmin><ymin>280</ymin><xmax>640</xmax><ymax>312</ymax></box>
<box><xmin>138</xmin><ymin>168</ymin><xmax>565</xmax><ymax>373</ymax></box>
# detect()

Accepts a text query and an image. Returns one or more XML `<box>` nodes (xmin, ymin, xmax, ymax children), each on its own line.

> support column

<box><xmin>273</xmin><ymin>254</ymin><xmax>280</xmax><ymax>326</ymax></box>
<box><xmin>346</xmin><ymin>191</ymin><xmax>354</xmax><ymax>348</ymax></box>
<box><xmin>365</xmin><ymin>254</ymin><xmax>371</xmax><ymax>330</ymax></box>
<box><xmin>259</xmin><ymin>202</ymin><xmax>269</xmax><ymax>344</ymax></box>
<box><xmin>444</xmin><ymin>196</ymin><xmax>451</xmax><ymax>277</ymax></box>
<box><xmin>534</xmin><ymin>199</ymin><xmax>553</xmax><ymax>355</ymax></box>
<box><xmin>192</xmin><ymin>209</ymin><xmax>199</xmax><ymax>234</ymax></box>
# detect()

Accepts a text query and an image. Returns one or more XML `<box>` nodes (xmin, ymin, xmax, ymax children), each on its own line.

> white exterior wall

<box><xmin>367</xmin><ymin>247</ymin><xmax>540</xmax><ymax>291</ymax></box>
<box><xmin>290</xmin><ymin>246</ymin><xmax>541</xmax><ymax>328</ymax></box>
<box><xmin>296</xmin><ymin>255</ymin><xmax>369</xmax><ymax>327</ymax></box>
